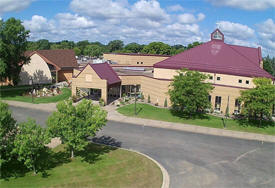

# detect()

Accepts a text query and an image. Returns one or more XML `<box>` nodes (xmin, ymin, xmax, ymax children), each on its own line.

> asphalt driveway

<box><xmin>9</xmin><ymin>105</ymin><xmax>275</xmax><ymax>188</ymax></box>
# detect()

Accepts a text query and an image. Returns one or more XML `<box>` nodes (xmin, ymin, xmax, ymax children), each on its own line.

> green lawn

<box><xmin>0</xmin><ymin>143</ymin><xmax>162</xmax><ymax>188</ymax></box>
<box><xmin>117</xmin><ymin>103</ymin><xmax>275</xmax><ymax>135</ymax></box>
<box><xmin>0</xmin><ymin>87</ymin><xmax>71</xmax><ymax>104</ymax></box>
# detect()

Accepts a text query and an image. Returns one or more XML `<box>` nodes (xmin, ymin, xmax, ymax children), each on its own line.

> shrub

<box><xmin>71</xmin><ymin>95</ymin><xmax>78</xmax><ymax>103</ymax></box>
<box><xmin>99</xmin><ymin>98</ymin><xmax>105</xmax><ymax>106</ymax></box>
<box><xmin>140</xmin><ymin>92</ymin><xmax>144</xmax><ymax>100</ymax></box>
<box><xmin>164</xmin><ymin>98</ymin><xmax>168</xmax><ymax>107</ymax></box>
<box><xmin>148</xmin><ymin>95</ymin><xmax>151</xmax><ymax>103</ymax></box>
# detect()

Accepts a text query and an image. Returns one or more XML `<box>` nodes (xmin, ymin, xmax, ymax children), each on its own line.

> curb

<box><xmin>3</xmin><ymin>100</ymin><xmax>57</xmax><ymax>112</ymax></box>
<box><xmin>107</xmin><ymin>114</ymin><xmax>275</xmax><ymax>143</ymax></box>
<box><xmin>5</xmin><ymin>100</ymin><xmax>275</xmax><ymax>143</ymax></box>
<box><xmin>94</xmin><ymin>142</ymin><xmax>170</xmax><ymax>188</ymax></box>
<box><xmin>126</xmin><ymin>149</ymin><xmax>170</xmax><ymax>188</ymax></box>
<box><xmin>46</xmin><ymin>138</ymin><xmax>170</xmax><ymax>188</ymax></box>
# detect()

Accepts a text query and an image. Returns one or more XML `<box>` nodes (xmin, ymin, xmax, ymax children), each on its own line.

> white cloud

<box><xmin>131</xmin><ymin>0</ymin><xmax>169</xmax><ymax>22</ymax></box>
<box><xmin>70</xmin><ymin>0</ymin><xmax>129</xmax><ymax>19</ymax></box>
<box><xmin>56</xmin><ymin>13</ymin><xmax>95</xmax><ymax>29</ymax></box>
<box><xmin>0</xmin><ymin>0</ymin><xmax>34</xmax><ymax>15</ymax></box>
<box><xmin>197</xmin><ymin>13</ymin><xmax>205</xmax><ymax>21</ymax></box>
<box><xmin>207</xmin><ymin>0</ymin><xmax>275</xmax><ymax>10</ymax></box>
<box><xmin>23</xmin><ymin>15</ymin><xmax>55</xmax><ymax>33</ymax></box>
<box><xmin>257</xmin><ymin>19</ymin><xmax>275</xmax><ymax>56</ymax></box>
<box><xmin>23</xmin><ymin>0</ymin><xmax>204</xmax><ymax>46</ymax></box>
<box><xmin>216</xmin><ymin>21</ymin><xmax>255</xmax><ymax>40</ymax></box>
<box><xmin>167</xmin><ymin>4</ymin><xmax>184</xmax><ymax>12</ymax></box>
<box><xmin>178</xmin><ymin>13</ymin><xmax>205</xmax><ymax>24</ymax></box>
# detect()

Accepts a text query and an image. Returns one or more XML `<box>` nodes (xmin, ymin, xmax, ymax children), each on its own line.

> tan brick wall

<box><xmin>119</xmin><ymin>75</ymin><xmax>142</xmax><ymax>85</ymax></box>
<box><xmin>119</xmin><ymin>76</ymin><xmax>245</xmax><ymax>114</ymax></box>
<box><xmin>103</xmin><ymin>53</ymin><xmax>169</xmax><ymax>66</ymax></box>
<box><xmin>140</xmin><ymin>76</ymin><xmax>171</xmax><ymax>106</ymax></box>
<box><xmin>154</xmin><ymin>68</ymin><xmax>255</xmax><ymax>88</ymax></box>
<box><xmin>210</xmin><ymin>85</ymin><xmax>244</xmax><ymax>114</ymax></box>
<box><xmin>72</xmin><ymin>65</ymin><xmax>108</xmax><ymax>103</ymax></box>
<box><xmin>72</xmin><ymin>68</ymin><xmax>247</xmax><ymax>114</ymax></box>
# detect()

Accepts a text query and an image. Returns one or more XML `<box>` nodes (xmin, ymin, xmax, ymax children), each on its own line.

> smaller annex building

<box><xmin>72</xmin><ymin>63</ymin><xmax>121</xmax><ymax>103</ymax></box>
<box><xmin>19</xmin><ymin>49</ymin><xmax>77</xmax><ymax>85</ymax></box>
<box><xmin>72</xmin><ymin>29</ymin><xmax>274</xmax><ymax>114</ymax></box>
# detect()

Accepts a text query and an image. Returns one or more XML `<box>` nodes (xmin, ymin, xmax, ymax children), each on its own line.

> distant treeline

<box><xmin>27</xmin><ymin>39</ymin><xmax>202</xmax><ymax>57</ymax></box>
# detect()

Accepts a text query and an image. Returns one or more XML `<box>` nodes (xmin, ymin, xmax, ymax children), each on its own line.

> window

<box><xmin>208</xmin><ymin>95</ymin><xmax>211</xmax><ymax>102</ymax></box>
<box><xmin>213</xmin><ymin>31</ymin><xmax>223</xmax><ymax>40</ymax></box>
<box><xmin>209</xmin><ymin>76</ymin><xmax>213</xmax><ymax>80</ymax></box>
<box><xmin>239</xmin><ymin>79</ymin><xmax>242</xmax><ymax>83</ymax></box>
<box><xmin>217</xmin><ymin>77</ymin><xmax>221</xmax><ymax>81</ymax></box>
<box><xmin>141</xmin><ymin>62</ymin><xmax>143</xmax><ymax>64</ymax></box>
<box><xmin>246</xmin><ymin>80</ymin><xmax>249</xmax><ymax>84</ymax></box>
<box><xmin>137</xmin><ymin>62</ymin><xmax>139</xmax><ymax>64</ymax></box>
<box><xmin>85</xmin><ymin>74</ymin><xmax>92</xmax><ymax>82</ymax></box>
<box><xmin>215</xmin><ymin>96</ymin><xmax>222</xmax><ymax>111</ymax></box>
<box><xmin>234</xmin><ymin>99</ymin><xmax>241</xmax><ymax>114</ymax></box>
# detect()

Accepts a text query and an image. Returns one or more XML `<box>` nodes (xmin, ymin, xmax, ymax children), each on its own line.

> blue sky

<box><xmin>1</xmin><ymin>0</ymin><xmax>275</xmax><ymax>56</ymax></box>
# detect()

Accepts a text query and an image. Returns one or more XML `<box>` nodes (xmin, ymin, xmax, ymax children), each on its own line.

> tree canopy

<box><xmin>108</xmin><ymin>40</ymin><xmax>124</xmax><ymax>52</ymax></box>
<box><xmin>13</xmin><ymin>119</ymin><xmax>49</xmax><ymax>174</ymax></box>
<box><xmin>84</xmin><ymin>45</ymin><xmax>103</xmax><ymax>57</ymax></box>
<box><xmin>142</xmin><ymin>42</ymin><xmax>172</xmax><ymax>55</ymax></box>
<box><xmin>124</xmin><ymin>42</ymin><xmax>144</xmax><ymax>53</ymax></box>
<box><xmin>0</xmin><ymin>17</ymin><xmax>30</xmax><ymax>85</ymax></box>
<box><xmin>47</xmin><ymin>99</ymin><xmax>107</xmax><ymax>158</ymax></box>
<box><xmin>263</xmin><ymin>55</ymin><xmax>275</xmax><ymax>77</ymax></box>
<box><xmin>239</xmin><ymin>77</ymin><xmax>275</xmax><ymax>123</ymax></box>
<box><xmin>0</xmin><ymin>101</ymin><xmax>17</xmax><ymax>167</ymax></box>
<box><xmin>169</xmin><ymin>69</ymin><xmax>214</xmax><ymax>116</ymax></box>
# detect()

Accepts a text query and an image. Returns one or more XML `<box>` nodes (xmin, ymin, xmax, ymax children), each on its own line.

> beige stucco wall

<box><xmin>153</xmin><ymin>68</ymin><xmax>255</xmax><ymax>88</ymax></box>
<box><xmin>19</xmin><ymin>53</ymin><xmax>52</xmax><ymax>85</ymax></box>
<box><xmin>72</xmin><ymin>65</ymin><xmax>108</xmax><ymax>103</ymax></box>
<box><xmin>103</xmin><ymin>53</ymin><xmax>169</xmax><ymax>66</ymax></box>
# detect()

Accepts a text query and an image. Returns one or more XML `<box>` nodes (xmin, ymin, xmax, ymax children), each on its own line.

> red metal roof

<box><xmin>75</xmin><ymin>63</ymin><xmax>121</xmax><ymax>86</ymax></box>
<box><xmin>154</xmin><ymin>40</ymin><xmax>273</xmax><ymax>79</ymax></box>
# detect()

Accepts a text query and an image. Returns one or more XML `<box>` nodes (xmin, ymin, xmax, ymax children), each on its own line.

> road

<box><xmin>9</xmin><ymin>105</ymin><xmax>275</xmax><ymax>188</ymax></box>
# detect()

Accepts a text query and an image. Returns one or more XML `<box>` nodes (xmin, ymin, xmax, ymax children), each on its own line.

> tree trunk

<box><xmin>260</xmin><ymin>112</ymin><xmax>263</xmax><ymax>127</ymax></box>
<box><xmin>71</xmin><ymin>148</ymin><xmax>74</xmax><ymax>158</ymax></box>
<box><xmin>33</xmin><ymin>164</ymin><xmax>36</xmax><ymax>175</ymax></box>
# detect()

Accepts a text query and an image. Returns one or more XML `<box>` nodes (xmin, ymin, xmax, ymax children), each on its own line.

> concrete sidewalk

<box><xmin>104</xmin><ymin>105</ymin><xmax>275</xmax><ymax>143</ymax></box>
<box><xmin>4</xmin><ymin>100</ymin><xmax>275</xmax><ymax>143</ymax></box>
<box><xmin>4</xmin><ymin>100</ymin><xmax>57</xmax><ymax>112</ymax></box>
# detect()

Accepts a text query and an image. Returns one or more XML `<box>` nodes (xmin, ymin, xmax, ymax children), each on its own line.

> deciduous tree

<box><xmin>0</xmin><ymin>101</ymin><xmax>17</xmax><ymax>167</ymax></box>
<box><xmin>169</xmin><ymin>69</ymin><xmax>214</xmax><ymax>116</ymax></box>
<box><xmin>84</xmin><ymin>45</ymin><xmax>103</xmax><ymax>57</ymax></box>
<box><xmin>142</xmin><ymin>42</ymin><xmax>172</xmax><ymax>55</ymax></box>
<box><xmin>239</xmin><ymin>77</ymin><xmax>275</xmax><ymax>124</ymax></box>
<box><xmin>124</xmin><ymin>42</ymin><xmax>144</xmax><ymax>53</ymax></box>
<box><xmin>263</xmin><ymin>55</ymin><xmax>275</xmax><ymax>77</ymax></box>
<box><xmin>47</xmin><ymin>99</ymin><xmax>107</xmax><ymax>158</ymax></box>
<box><xmin>13</xmin><ymin>119</ymin><xmax>49</xmax><ymax>174</ymax></box>
<box><xmin>0</xmin><ymin>18</ymin><xmax>30</xmax><ymax>85</ymax></box>
<box><xmin>108</xmin><ymin>40</ymin><xmax>124</xmax><ymax>52</ymax></box>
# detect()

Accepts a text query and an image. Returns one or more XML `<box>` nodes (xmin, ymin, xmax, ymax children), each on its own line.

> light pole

<box><xmin>134</xmin><ymin>85</ymin><xmax>137</xmax><ymax>115</ymax></box>
<box><xmin>29</xmin><ymin>77</ymin><xmax>34</xmax><ymax>103</ymax></box>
